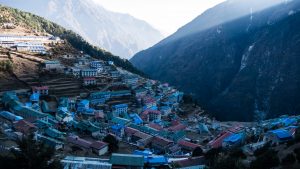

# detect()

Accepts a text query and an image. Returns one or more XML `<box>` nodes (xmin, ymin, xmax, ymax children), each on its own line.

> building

<box><xmin>178</xmin><ymin>140</ymin><xmax>202</xmax><ymax>153</ymax></box>
<box><xmin>124</xmin><ymin>76</ymin><xmax>139</xmax><ymax>86</ymax></box>
<box><xmin>83</xmin><ymin>77</ymin><xmax>97</xmax><ymax>86</ymax></box>
<box><xmin>77</xmin><ymin>100</ymin><xmax>90</xmax><ymax>112</ymax></box>
<box><xmin>15</xmin><ymin>42</ymin><xmax>46</xmax><ymax>53</ymax></box>
<box><xmin>141</xmin><ymin>110</ymin><xmax>161</xmax><ymax>122</ymax></box>
<box><xmin>2</xmin><ymin>23</ymin><xmax>15</xmax><ymax>29</ymax></box>
<box><xmin>90</xmin><ymin>61</ymin><xmax>103</xmax><ymax>72</ymax></box>
<box><xmin>222</xmin><ymin>133</ymin><xmax>245</xmax><ymax>148</ymax></box>
<box><xmin>265</xmin><ymin>128</ymin><xmax>293</xmax><ymax>145</ymax></box>
<box><xmin>110</xmin><ymin>71</ymin><xmax>120</xmax><ymax>78</ymax></box>
<box><xmin>151</xmin><ymin>136</ymin><xmax>174</xmax><ymax>154</ymax></box>
<box><xmin>13</xmin><ymin>120</ymin><xmax>37</xmax><ymax>134</ymax></box>
<box><xmin>61</xmin><ymin>156</ymin><xmax>112</xmax><ymax>169</ymax></box>
<box><xmin>32</xmin><ymin>86</ymin><xmax>49</xmax><ymax>95</ymax></box>
<box><xmin>44</xmin><ymin>60</ymin><xmax>61</xmax><ymax>70</ymax></box>
<box><xmin>90</xmin><ymin>141</ymin><xmax>108</xmax><ymax>156</ymax></box>
<box><xmin>143</xmin><ymin>97</ymin><xmax>157</xmax><ymax>109</ymax></box>
<box><xmin>81</xmin><ymin>69</ymin><xmax>97</xmax><ymax>77</ymax></box>
<box><xmin>172</xmin><ymin>157</ymin><xmax>206</xmax><ymax>169</ymax></box>
<box><xmin>208</xmin><ymin>126</ymin><xmax>244</xmax><ymax>149</ymax></box>
<box><xmin>67</xmin><ymin>135</ymin><xmax>92</xmax><ymax>150</ymax></box>
<box><xmin>0</xmin><ymin>111</ymin><xmax>23</xmax><ymax>122</ymax></box>
<box><xmin>135</xmin><ymin>88</ymin><xmax>148</xmax><ymax>98</ymax></box>
<box><xmin>110</xmin><ymin>153</ymin><xmax>144</xmax><ymax>169</ymax></box>
<box><xmin>112</xmin><ymin>104</ymin><xmax>128</xmax><ymax>117</ymax></box>
<box><xmin>71</xmin><ymin>68</ymin><xmax>81</xmax><ymax>77</ymax></box>
<box><xmin>160</xmin><ymin>106</ymin><xmax>172</xmax><ymax>116</ymax></box>
<box><xmin>36</xmin><ymin>134</ymin><xmax>64</xmax><ymax>150</ymax></box>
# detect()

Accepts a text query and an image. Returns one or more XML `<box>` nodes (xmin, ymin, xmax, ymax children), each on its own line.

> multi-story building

<box><xmin>81</xmin><ymin>69</ymin><xmax>97</xmax><ymax>77</ymax></box>
<box><xmin>112</xmin><ymin>104</ymin><xmax>128</xmax><ymax>117</ymax></box>
<box><xmin>83</xmin><ymin>77</ymin><xmax>97</xmax><ymax>86</ymax></box>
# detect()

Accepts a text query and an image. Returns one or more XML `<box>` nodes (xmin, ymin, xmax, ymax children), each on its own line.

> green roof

<box><xmin>110</xmin><ymin>153</ymin><xmax>144</xmax><ymax>166</ymax></box>
<box><xmin>111</xmin><ymin>117</ymin><xmax>131</xmax><ymax>125</ymax></box>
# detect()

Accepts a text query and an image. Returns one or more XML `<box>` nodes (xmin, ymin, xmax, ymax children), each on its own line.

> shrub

<box><xmin>0</xmin><ymin>60</ymin><xmax>13</xmax><ymax>72</ymax></box>
<box><xmin>281</xmin><ymin>153</ymin><xmax>296</xmax><ymax>166</ymax></box>
<box><xmin>250</xmin><ymin>149</ymin><xmax>280</xmax><ymax>169</ymax></box>
<box><xmin>253</xmin><ymin>142</ymin><xmax>270</xmax><ymax>157</ymax></box>
<box><xmin>293</xmin><ymin>148</ymin><xmax>300</xmax><ymax>162</ymax></box>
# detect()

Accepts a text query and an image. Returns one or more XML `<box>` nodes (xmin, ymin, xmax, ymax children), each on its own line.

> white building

<box><xmin>15</xmin><ymin>42</ymin><xmax>46</xmax><ymax>53</ymax></box>
<box><xmin>112</xmin><ymin>104</ymin><xmax>128</xmax><ymax>117</ymax></box>
<box><xmin>81</xmin><ymin>69</ymin><xmax>97</xmax><ymax>77</ymax></box>
<box><xmin>61</xmin><ymin>156</ymin><xmax>112</xmax><ymax>169</ymax></box>
<box><xmin>44</xmin><ymin>60</ymin><xmax>61</xmax><ymax>70</ymax></box>
<box><xmin>83</xmin><ymin>77</ymin><xmax>97</xmax><ymax>86</ymax></box>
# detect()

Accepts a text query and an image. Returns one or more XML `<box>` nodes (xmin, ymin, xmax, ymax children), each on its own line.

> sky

<box><xmin>92</xmin><ymin>0</ymin><xmax>226</xmax><ymax>36</ymax></box>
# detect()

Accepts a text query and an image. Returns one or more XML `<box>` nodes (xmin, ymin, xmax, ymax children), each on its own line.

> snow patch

<box><xmin>288</xmin><ymin>10</ymin><xmax>295</xmax><ymax>16</ymax></box>
<box><xmin>240</xmin><ymin>43</ymin><xmax>255</xmax><ymax>71</ymax></box>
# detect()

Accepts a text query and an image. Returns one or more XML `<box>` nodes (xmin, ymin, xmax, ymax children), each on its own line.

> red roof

<box><xmin>148</xmin><ymin>123</ymin><xmax>163</xmax><ymax>131</ymax></box>
<box><xmin>13</xmin><ymin>120</ymin><xmax>37</xmax><ymax>133</ymax></box>
<box><xmin>90</xmin><ymin>141</ymin><xmax>108</xmax><ymax>150</ymax></box>
<box><xmin>133</xmin><ymin>131</ymin><xmax>151</xmax><ymax>139</ymax></box>
<box><xmin>32</xmin><ymin>86</ymin><xmax>49</xmax><ymax>90</ymax></box>
<box><xmin>84</xmin><ymin>77</ymin><xmax>96</xmax><ymax>81</ymax></box>
<box><xmin>178</xmin><ymin>140</ymin><xmax>202</xmax><ymax>150</ymax></box>
<box><xmin>168</xmin><ymin>124</ymin><xmax>186</xmax><ymax>132</ymax></box>
<box><xmin>67</xmin><ymin>135</ymin><xmax>92</xmax><ymax>149</ymax></box>
<box><xmin>142</xmin><ymin>110</ymin><xmax>161</xmax><ymax>115</ymax></box>
<box><xmin>124</xmin><ymin>127</ymin><xmax>139</xmax><ymax>135</ymax></box>
<box><xmin>208</xmin><ymin>131</ymin><xmax>232</xmax><ymax>149</ymax></box>
<box><xmin>153</xmin><ymin>136</ymin><xmax>173</xmax><ymax>147</ymax></box>
<box><xmin>144</xmin><ymin>97</ymin><xmax>156</xmax><ymax>104</ymax></box>
<box><xmin>95</xmin><ymin>111</ymin><xmax>104</xmax><ymax>118</ymax></box>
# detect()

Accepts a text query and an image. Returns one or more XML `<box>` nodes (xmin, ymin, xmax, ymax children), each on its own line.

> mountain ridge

<box><xmin>0</xmin><ymin>0</ymin><xmax>163</xmax><ymax>59</ymax></box>
<box><xmin>131</xmin><ymin>0</ymin><xmax>300</xmax><ymax>121</ymax></box>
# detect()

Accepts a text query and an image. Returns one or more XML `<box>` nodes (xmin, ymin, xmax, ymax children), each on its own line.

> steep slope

<box><xmin>158</xmin><ymin>0</ymin><xmax>285</xmax><ymax>46</ymax></box>
<box><xmin>131</xmin><ymin>0</ymin><xmax>300</xmax><ymax>121</ymax></box>
<box><xmin>0</xmin><ymin>0</ymin><xmax>163</xmax><ymax>59</ymax></box>
<box><xmin>0</xmin><ymin>5</ymin><xmax>144</xmax><ymax>76</ymax></box>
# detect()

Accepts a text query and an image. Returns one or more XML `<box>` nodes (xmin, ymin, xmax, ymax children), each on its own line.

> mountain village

<box><xmin>1</xmin><ymin>4</ymin><xmax>300</xmax><ymax>169</ymax></box>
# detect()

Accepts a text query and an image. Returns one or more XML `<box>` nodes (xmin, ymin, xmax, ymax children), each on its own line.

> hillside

<box><xmin>0</xmin><ymin>0</ymin><xmax>164</xmax><ymax>59</ymax></box>
<box><xmin>0</xmin><ymin>5</ymin><xmax>144</xmax><ymax>76</ymax></box>
<box><xmin>131</xmin><ymin>0</ymin><xmax>300</xmax><ymax>121</ymax></box>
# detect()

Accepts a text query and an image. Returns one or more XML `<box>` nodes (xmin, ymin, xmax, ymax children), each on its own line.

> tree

<box><xmin>294</xmin><ymin>148</ymin><xmax>300</xmax><ymax>162</ymax></box>
<box><xmin>250</xmin><ymin>149</ymin><xmax>280</xmax><ymax>169</ymax></box>
<box><xmin>0</xmin><ymin>134</ymin><xmax>62</xmax><ymax>169</ymax></box>
<box><xmin>192</xmin><ymin>147</ymin><xmax>203</xmax><ymax>157</ymax></box>
<box><xmin>281</xmin><ymin>153</ymin><xmax>296</xmax><ymax>166</ymax></box>
<box><xmin>211</xmin><ymin>154</ymin><xmax>244</xmax><ymax>169</ymax></box>
<box><xmin>103</xmin><ymin>134</ymin><xmax>119</xmax><ymax>153</ymax></box>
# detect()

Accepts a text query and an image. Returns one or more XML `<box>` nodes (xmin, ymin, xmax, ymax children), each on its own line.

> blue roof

<box><xmin>224</xmin><ymin>133</ymin><xmax>243</xmax><ymax>143</ymax></box>
<box><xmin>130</xmin><ymin>114</ymin><xmax>143</xmax><ymax>125</ymax></box>
<box><xmin>112</xmin><ymin>124</ymin><xmax>124</xmax><ymax>130</ymax></box>
<box><xmin>145</xmin><ymin>156</ymin><xmax>168</xmax><ymax>164</ymax></box>
<box><xmin>281</xmin><ymin>117</ymin><xmax>297</xmax><ymax>126</ymax></box>
<box><xmin>79</xmin><ymin>99</ymin><xmax>89</xmax><ymax>105</ymax></box>
<box><xmin>0</xmin><ymin>111</ymin><xmax>23</xmax><ymax>121</ymax></box>
<box><xmin>113</xmin><ymin>104</ymin><xmax>128</xmax><ymax>109</ymax></box>
<box><xmin>30</xmin><ymin>93</ymin><xmax>40</xmax><ymax>102</ymax></box>
<box><xmin>133</xmin><ymin>150</ymin><xmax>153</xmax><ymax>156</ymax></box>
<box><xmin>269</xmin><ymin>129</ymin><xmax>293</xmax><ymax>139</ymax></box>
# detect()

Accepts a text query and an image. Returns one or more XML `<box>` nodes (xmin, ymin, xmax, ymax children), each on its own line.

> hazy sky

<box><xmin>92</xmin><ymin>0</ymin><xmax>226</xmax><ymax>36</ymax></box>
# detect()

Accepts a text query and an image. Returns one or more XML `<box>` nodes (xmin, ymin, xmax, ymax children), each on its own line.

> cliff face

<box><xmin>131</xmin><ymin>1</ymin><xmax>300</xmax><ymax>121</ymax></box>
